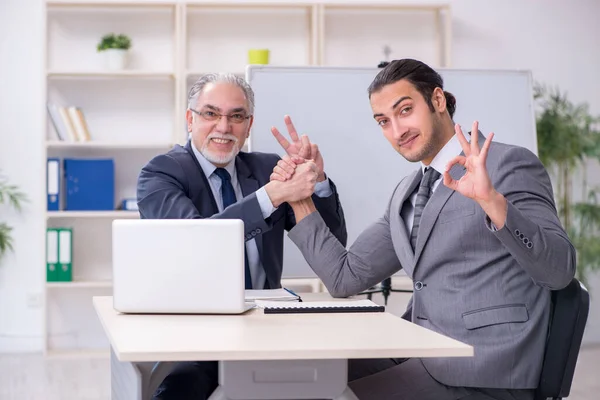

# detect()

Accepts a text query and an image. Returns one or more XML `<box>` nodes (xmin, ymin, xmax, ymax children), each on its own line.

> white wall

<box><xmin>1</xmin><ymin>0</ymin><xmax>599</xmax><ymax>352</ymax></box>
<box><xmin>0</xmin><ymin>0</ymin><xmax>46</xmax><ymax>352</ymax></box>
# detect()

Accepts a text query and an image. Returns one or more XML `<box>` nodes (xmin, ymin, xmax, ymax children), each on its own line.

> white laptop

<box><xmin>112</xmin><ymin>219</ymin><xmax>253</xmax><ymax>314</ymax></box>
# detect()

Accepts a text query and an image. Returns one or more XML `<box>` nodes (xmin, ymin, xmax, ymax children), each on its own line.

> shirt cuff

<box><xmin>256</xmin><ymin>186</ymin><xmax>277</xmax><ymax>219</ymax></box>
<box><xmin>485</xmin><ymin>215</ymin><xmax>500</xmax><ymax>232</ymax></box>
<box><xmin>314</xmin><ymin>178</ymin><xmax>333</xmax><ymax>198</ymax></box>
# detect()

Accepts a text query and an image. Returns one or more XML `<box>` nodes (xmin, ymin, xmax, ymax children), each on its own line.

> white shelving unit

<box><xmin>47</xmin><ymin>210</ymin><xmax>141</xmax><ymax>218</ymax></box>
<box><xmin>47</xmin><ymin>281</ymin><xmax>114</xmax><ymax>289</ymax></box>
<box><xmin>42</xmin><ymin>0</ymin><xmax>450</xmax><ymax>356</ymax></box>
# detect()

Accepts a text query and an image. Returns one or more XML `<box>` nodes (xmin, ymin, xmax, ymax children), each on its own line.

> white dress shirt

<box><xmin>192</xmin><ymin>143</ymin><xmax>332</xmax><ymax>289</ymax></box>
<box><xmin>401</xmin><ymin>135</ymin><xmax>462</xmax><ymax>236</ymax></box>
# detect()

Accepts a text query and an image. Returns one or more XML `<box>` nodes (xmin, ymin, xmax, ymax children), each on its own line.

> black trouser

<box><xmin>153</xmin><ymin>361</ymin><xmax>218</xmax><ymax>400</ymax></box>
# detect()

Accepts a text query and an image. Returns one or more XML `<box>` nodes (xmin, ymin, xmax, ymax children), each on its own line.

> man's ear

<box><xmin>431</xmin><ymin>87</ymin><xmax>447</xmax><ymax>113</ymax></box>
<box><xmin>185</xmin><ymin>109</ymin><xmax>193</xmax><ymax>132</ymax></box>
<box><xmin>247</xmin><ymin>115</ymin><xmax>254</xmax><ymax>137</ymax></box>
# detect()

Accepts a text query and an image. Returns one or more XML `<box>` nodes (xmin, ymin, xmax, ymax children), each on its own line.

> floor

<box><xmin>0</xmin><ymin>346</ymin><xmax>599</xmax><ymax>400</ymax></box>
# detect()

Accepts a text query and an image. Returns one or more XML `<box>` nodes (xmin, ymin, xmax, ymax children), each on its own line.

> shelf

<box><xmin>47</xmin><ymin>211</ymin><xmax>139</xmax><ymax>218</ymax></box>
<box><xmin>323</xmin><ymin>3</ymin><xmax>449</xmax><ymax>12</ymax></box>
<box><xmin>186</xmin><ymin>70</ymin><xmax>245</xmax><ymax>77</ymax></box>
<box><xmin>46</xmin><ymin>1</ymin><xmax>176</xmax><ymax>7</ymax></box>
<box><xmin>185</xmin><ymin>5</ymin><xmax>313</xmax><ymax>72</ymax></box>
<box><xmin>46</xmin><ymin>141</ymin><xmax>174</xmax><ymax>150</ymax></box>
<box><xmin>45</xmin><ymin>348</ymin><xmax>110</xmax><ymax>359</ymax></box>
<box><xmin>47</xmin><ymin>280</ymin><xmax>113</xmax><ymax>289</ymax></box>
<box><xmin>47</xmin><ymin>70</ymin><xmax>175</xmax><ymax>78</ymax></box>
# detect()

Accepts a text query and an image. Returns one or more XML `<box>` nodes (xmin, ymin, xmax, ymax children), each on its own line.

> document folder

<box><xmin>64</xmin><ymin>158</ymin><xmax>114</xmax><ymax>211</ymax></box>
<box><xmin>47</xmin><ymin>158</ymin><xmax>60</xmax><ymax>211</ymax></box>
<box><xmin>57</xmin><ymin>228</ymin><xmax>73</xmax><ymax>282</ymax></box>
<box><xmin>46</xmin><ymin>228</ymin><xmax>59</xmax><ymax>282</ymax></box>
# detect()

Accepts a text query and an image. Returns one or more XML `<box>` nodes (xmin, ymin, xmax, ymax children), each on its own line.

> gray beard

<box><xmin>200</xmin><ymin>142</ymin><xmax>241</xmax><ymax>165</ymax></box>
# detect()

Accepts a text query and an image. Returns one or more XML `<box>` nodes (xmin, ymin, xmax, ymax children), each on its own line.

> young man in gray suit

<box><xmin>137</xmin><ymin>73</ymin><xmax>347</xmax><ymax>399</ymax></box>
<box><xmin>272</xmin><ymin>59</ymin><xmax>576</xmax><ymax>400</ymax></box>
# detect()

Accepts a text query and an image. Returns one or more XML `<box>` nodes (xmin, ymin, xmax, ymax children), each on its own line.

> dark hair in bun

<box><xmin>370</xmin><ymin>59</ymin><xmax>457</xmax><ymax>118</ymax></box>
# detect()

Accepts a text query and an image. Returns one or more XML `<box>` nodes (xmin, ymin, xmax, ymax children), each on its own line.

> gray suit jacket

<box><xmin>288</xmin><ymin>134</ymin><xmax>576</xmax><ymax>389</ymax></box>
<box><xmin>137</xmin><ymin>140</ymin><xmax>347</xmax><ymax>289</ymax></box>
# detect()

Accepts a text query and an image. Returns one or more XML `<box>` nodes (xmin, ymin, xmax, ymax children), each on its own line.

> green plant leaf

<box><xmin>0</xmin><ymin>172</ymin><xmax>26</xmax><ymax>265</ymax></box>
<box><xmin>97</xmin><ymin>32</ymin><xmax>131</xmax><ymax>51</ymax></box>
<box><xmin>0</xmin><ymin>178</ymin><xmax>27</xmax><ymax>211</ymax></box>
<box><xmin>535</xmin><ymin>82</ymin><xmax>600</xmax><ymax>287</ymax></box>
<box><xmin>0</xmin><ymin>223</ymin><xmax>14</xmax><ymax>259</ymax></box>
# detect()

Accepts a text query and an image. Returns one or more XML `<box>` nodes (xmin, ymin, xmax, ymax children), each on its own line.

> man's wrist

<box><xmin>290</xmin><ymin>198</ymin><xmax>316</xmax><ymax>222</ymax></box>
<box><xmin>478</xmin><ymin>190</ymin><xmax>507</xmax><ymax>229</ymax></box>
<box><xmin>264</xmin><ymin>181</ymin><xmax>285</xmax><ymax>208</ymax></box>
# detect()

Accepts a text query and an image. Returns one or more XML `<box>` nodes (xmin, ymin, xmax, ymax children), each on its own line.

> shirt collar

<box><xmin>191</xmin><ymin>140</ymin><xmax>236</xmax><ymax>179</ymax></box>
<box><xmin>421</xmin><ymin>134</ymin><xmax>462</xmax><ymax>175</ymax></box>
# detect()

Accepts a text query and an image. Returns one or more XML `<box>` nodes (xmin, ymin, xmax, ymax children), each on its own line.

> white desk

<box><xmin>94</xmin><ymin>295</ymin><xmax>472</xmax><ymax>400</ymax></box>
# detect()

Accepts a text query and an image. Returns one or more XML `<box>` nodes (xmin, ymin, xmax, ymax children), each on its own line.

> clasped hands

<box><xmin>264</xmin><ymin>116</ymin><xmax>323</xmax><ymax>208</ymax></box>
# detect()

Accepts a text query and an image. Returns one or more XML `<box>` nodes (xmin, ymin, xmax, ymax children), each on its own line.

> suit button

<box><xmin>256</xmin><ymin>228</ymin><xmax>262</xmax><ymax>234</ymax></box>
<box><xmin>515</xmin><ymin>229</ymin><xmax>521</xmax><ymax>236</ymax></box>
<box><xmin>527</xmin><ymin>242</ymin><xmax>533</xmax><ymax>249</ymax></box>
<box><xmin>414</xmin><ymin>281</ymin><xmax>424</xmax><ymax>291</ymax></box>
<box><xmin>523</xmin><ymin>238</ymin><xmax>529</xmax><ymax>244</ymax></box>
<box><xmin>519</xmin><ymin>233</ymin><xmax>524</xmax><ymax>239</ymax></box>
<box><xmin>245</xmin><ymin>234</ymin><xmax>251</xmax><ymax>240</ymax></box>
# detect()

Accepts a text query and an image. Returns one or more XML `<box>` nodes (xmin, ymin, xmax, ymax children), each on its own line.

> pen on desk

<box><xmin>284</xmin><ymin>287</ymin><xmax>302</xmax><ymax>302</ymax></box>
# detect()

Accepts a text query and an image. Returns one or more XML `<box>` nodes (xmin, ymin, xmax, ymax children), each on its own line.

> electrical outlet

<box><xmin>26</xmin><ymin>293</ymin><xmax>42</xmax><ymax>308</ymax></box>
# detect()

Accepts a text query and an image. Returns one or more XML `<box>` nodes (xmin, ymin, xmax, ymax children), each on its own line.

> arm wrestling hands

<box><xmin>263</xmin><ymin>115</ymin><xmax>319</xmax><ymax>219</ymax></box>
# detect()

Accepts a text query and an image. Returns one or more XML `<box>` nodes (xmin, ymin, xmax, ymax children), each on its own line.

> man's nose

<box><xmin>391</xmin><ymin>119</ymin><xmax>409</xmax><ymax>141</ymax></box>
<box><xmin>215</xmin><ymin>115</ymin><xmax>231</xmax><ymax>132</ymax></box>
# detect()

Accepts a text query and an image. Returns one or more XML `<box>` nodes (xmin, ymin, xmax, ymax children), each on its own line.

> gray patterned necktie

<box><xmin>410</xmin><ymin>167</ymin><xmax>441</xmax><ymax>251</ymax></box>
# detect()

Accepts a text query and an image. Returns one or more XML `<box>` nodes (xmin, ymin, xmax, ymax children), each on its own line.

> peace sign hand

<box><xmin>271</xmin><ymin>115</ymin><xmax>325</xmax><ymax>181</ymax></box>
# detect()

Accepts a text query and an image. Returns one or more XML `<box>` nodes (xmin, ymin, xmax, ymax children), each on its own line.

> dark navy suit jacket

<box><xmin>137</xmin><ymin>140</ymin><xmax>347</xmax><ymax>289</ymax></box>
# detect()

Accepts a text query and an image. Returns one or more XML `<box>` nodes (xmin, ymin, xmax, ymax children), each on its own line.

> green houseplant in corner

<box><xmin>0</xmin><ymin>172</ymin><xmax>27</xmax><ymax>265</ymax></box>
<box><xmin>535</xmin><ymin>83</ymin><xmax>600</xmax><ymax>287</ymax></box>
<box><xmin>97</xmin><ymin>33</ymin><xmax>132</xmax><ymax>71</ymax></box>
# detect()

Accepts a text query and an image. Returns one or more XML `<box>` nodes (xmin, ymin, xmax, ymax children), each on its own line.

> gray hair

<box><xmin>187</xmin><ymin>73</ymin><xmax>255</xmax><ymax>115</ymax></box>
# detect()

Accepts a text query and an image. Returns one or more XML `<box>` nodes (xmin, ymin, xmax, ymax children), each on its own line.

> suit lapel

<box><xmin>235</xmin><ymin>157</ymin><xmax>264</xmax><ymax>266</ymax></box>
<box><xmin>413</xmin><ymin>163</ymin><xmax>465</xmax><ymax>265</ymax></box>
<box><xmin>391</xmin><ymin>169</ymin><xmax>422</xmax><ymax>270</ymax></box>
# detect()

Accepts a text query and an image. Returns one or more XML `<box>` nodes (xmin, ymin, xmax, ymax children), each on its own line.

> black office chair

<box><xmin>359</xmin><ymin>277</ymin><xmax>412</xmax><ymax>305</ymax></box>
<box><xmin>535</xmin><ymin>278</ymin><xmax>590</xmax><ymax>400</ymax></box>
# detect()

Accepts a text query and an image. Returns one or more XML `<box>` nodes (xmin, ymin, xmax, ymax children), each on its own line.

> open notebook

<box><xmin>244</xmin><ymin>288</ymin><xmax>300</xmax><ymax>302</ymax></box>
<box><xmin>256</xmin><ymin>299</ymin><xmax>385</xmax><ymax>314</ymax></box>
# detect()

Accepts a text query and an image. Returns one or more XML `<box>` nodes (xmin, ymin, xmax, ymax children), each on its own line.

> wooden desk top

<box><xmin>94</xmin><ymin>295</ymin><xmax>472</xmax><ymax>362</ymax></box>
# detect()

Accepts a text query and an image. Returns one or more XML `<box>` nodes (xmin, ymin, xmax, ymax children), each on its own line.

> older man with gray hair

<box><xmin>137</xmin><ymin>73</ymin><xmax>347</xmax><ymax>399</ymax></box>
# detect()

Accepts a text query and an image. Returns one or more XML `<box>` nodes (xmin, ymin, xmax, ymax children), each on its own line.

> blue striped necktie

<box><xmin>213</xmin><ymin>168</ymin><xmax>253</xmax><ymax>289</ymax></box>
<box><xmin>410</xmin><ymin>167</ymin><xmax>441</xmax><ymax>251</ymax></box>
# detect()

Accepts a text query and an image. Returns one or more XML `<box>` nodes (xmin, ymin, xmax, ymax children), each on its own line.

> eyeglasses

<box><xmin>190</xmin><ymin>109</ymin><xmax>251</xmax><ymax>124</ymax></box>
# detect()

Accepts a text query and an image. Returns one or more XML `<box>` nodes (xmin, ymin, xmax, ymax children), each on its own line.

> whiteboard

<box><xmin>246</xmin><ymin>66</ymin><xmax>537</xmax><ymax>278</ymax></box>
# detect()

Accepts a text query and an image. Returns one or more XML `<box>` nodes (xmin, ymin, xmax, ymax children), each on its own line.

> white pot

<box><xmin>103</xmin><ymin>48</ymin><xmax>128</xmax><ymax>70</ymax></box>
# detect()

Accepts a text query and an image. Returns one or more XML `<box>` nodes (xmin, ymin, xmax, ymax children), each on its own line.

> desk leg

<box><xmin>110</xmin><ymin>348</ymin><xmax>154</xmax><ymax>400</ymax></box>
<box><xmin>208</xmin><ymin>359</ymin><xmax>358</xmax><ymax>400</ymax></box>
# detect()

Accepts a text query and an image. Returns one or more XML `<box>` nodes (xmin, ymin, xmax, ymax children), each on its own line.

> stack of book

<box><xmin>47</xmin><ymin>103</ymin><xmax>92</xmax><ymax>142</ymax></box>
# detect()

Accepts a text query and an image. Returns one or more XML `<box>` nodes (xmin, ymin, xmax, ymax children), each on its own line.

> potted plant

<box><xmin>535</xmin><ymin>83</ymin><xmax>600</xmax><ymax>287</ymax></box>
<box><xmin>0</xmin><ymin>172</ymin><xmax>26</xmax><ymax>265</ymax></box>
<box><xmin>97</xmin><ymin>33</ymin><xmax>132</xmax><ymax>70</ymax></box>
